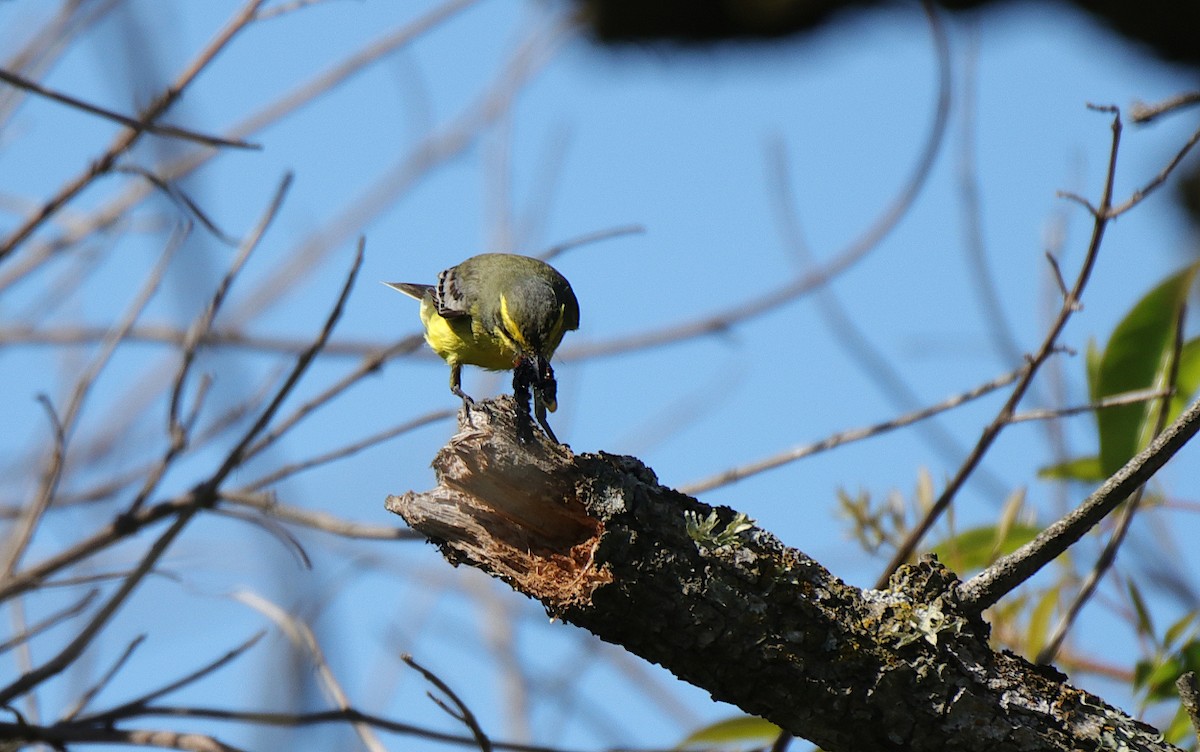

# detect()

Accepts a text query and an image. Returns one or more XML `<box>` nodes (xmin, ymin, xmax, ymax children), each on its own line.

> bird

<box><xmin>386</xmin><ymin>253</ymin><xmax>579</xmax><ymax>441</ymax></box>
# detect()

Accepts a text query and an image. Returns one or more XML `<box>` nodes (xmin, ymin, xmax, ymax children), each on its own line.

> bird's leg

<box><xmin>449</xmin><ymin>363</ymin><xmax>474</xmax><ymax>407</ymax></box>
<box><xmin>512</xmin><ymin>357</ymin><xmax>534</xmax><ymax>414</ymax></box>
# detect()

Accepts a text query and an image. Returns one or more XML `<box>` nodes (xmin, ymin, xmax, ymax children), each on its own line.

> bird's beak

<box><xmin>534</xmin><ymin>354</ymin><xmax>557</xmax><ymax>413</ymax></box>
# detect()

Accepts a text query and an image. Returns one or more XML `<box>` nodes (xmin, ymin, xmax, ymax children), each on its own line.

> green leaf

<box><xmin>1169</xmin><ymin>336</ymin><xmax>1200</xmax><ymax>423</ymax></box>
<box><xmin>679</xmin><ymin>716</ymin><xmax>782</xmax><ymax>750</ymax></box>
<box><xmin>1127</xmin><ymin>578</ymin><xmax>1155</xmax><ymax>640</ymax></box>
<box><xmin>1136</xmin><ymin>639</ymin><xmax>1200</xmax><ymax>704</ymax></box>
<box><xmin>1095</xmin><ymin>264</ymin><xmax>1199</xmax><ymax>475</ymax></box>
<box><xmin>1038</xmin><ymin>456</ymin><xmax>1104</xmax><ymax>482</ymax></box>
<box><xmin>931</xmin><ymin>523</ymin><xmax>1041</xmax><ymax>575</ymax></box>
<box><xmin>1025</xmin><ymin>587</ymin><xmax>1059</xmax><ymax>659</ymax></box>
<box><xmin>1086</xmin><ymin>337</ymin><xmax>1103</xmax><ymax>403</ymax></box>
<box><xmin>1163</xmin><ymin>611</ymin><xmax>1196</xmax><ymax>651</ymax></box>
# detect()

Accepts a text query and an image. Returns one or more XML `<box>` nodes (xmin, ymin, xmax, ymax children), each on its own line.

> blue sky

<box><xmin>2</xmin><ymin>1</ymin><xmax>1199</xmax><ymax>750</ymax></box>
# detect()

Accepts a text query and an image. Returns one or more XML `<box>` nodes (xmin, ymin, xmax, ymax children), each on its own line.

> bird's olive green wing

<box><xmin>431</xmin><ymin>263</ymin><xmax>477</xmax><ymax>319</ymax></box>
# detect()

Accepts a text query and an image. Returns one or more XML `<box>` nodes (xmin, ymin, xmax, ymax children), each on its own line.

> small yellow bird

<box><xmin>386</xmin><ymin>253</ymin><xmax>579</xmax><ymax>440</ymax></box>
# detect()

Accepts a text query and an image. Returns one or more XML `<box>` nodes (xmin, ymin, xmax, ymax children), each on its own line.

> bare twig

<box><xmin>683</xmin><ymin>366</ymin><xmax>1025</xmax><ymax>495</ymax></box>
<box><xmin>1</xmin><ymin>721</ymin><xmax>249</xmax><ymax>752</ymax></box>
<box><xmin>236</xmin><ymin>591</ymin><xmax>387</xmax><ymax>752</ymax></box>
<box><xmin>114</xmin><ymin>165</ymin><xmax>239</xmax><ymax>244</ymax></box>
<box><xmin>61</xmin><ymin>634</ymin><xmax>147</xmax><ymax>720</ymax></box>
<box><xmin>0</xmin><ymin>496</ymin><xmax>188</xmax><ymax>603</ymax></box>
<box><xmin>0</xmin><ymin>239</ymin><xmax>361</xmax><ymax>608</ymax></box>
<box><xmin>80</xmin><ymin>632</ymin><xmax>266</xmax><ymax>725</ymax></box>
<box><xmin>244</xmin><ymin>408</ymin><xmax>453</xmax><ymax>489</ymax></box>
<box><xmin>125</xmin><ymin>175</ymin><xmax>292</xmax><ymax>519</ymax></box>
<box><xmin>1006</xmin><ymin>388</ymin><xmax>1173</xmax><ymax>424</ymax></box>
<box><xmin>876</xmin><ymin>105</ymin><xmax>1126</xmax><ymax>589</ymax></box>
<box><xmin>0</xmin><ymin>0</ymin><xmax>267</xmax><ymax>263</ymax></box>
<box><xmin>0</xmin><ymin>322</ymin><xmax>405</xmax><ymax>358</ymax></box>
<box><xmin>958</xmin><ymin>393</ymin><xmax>1200</xmax><ymax>611</ymax></box>
<box><xmin>0</xmin><ymin>66</ymin><xmax>258</xmax><ymax>149</ymax></box>
<box><xmin>0</xmin><ymin>0</ymin><xmax>477</xmax><ymax>295</ymax></box>
<box><xmin>0</xmin><ymin>589</ymin><xmax>97</xmax><ymax>654</ymax></box>
<box><xmin>1</xmin><ymin>224</ymin><xmax>186</xmax><ymax>577</ymax></box>
<box><xmin>537</xmin><ymin>223</ymin><xmax>645</xmax><ymax>262</ymax></box>
<box><xmin>227</xmin><ymin>10</ymin><xmax>568</xmax><ymax>327</ymax></box>
<box><xmin>567</xmin><ymin>0</ymin><xmax>950</xmax><ymax>361</ymax></box>
<box><xmin>210</xmin><ymin>240</ymin><xmax>364</xmax><ymax>496</ymax></box>
<box><xmin>1129</xmin><ymin>91</ymin><xmax>1200</xmax><ymax>124</ymax></box>
<box><xmin>1107</xmin><ymin>123</ymin><xmax>1200</xmax><ymax>218</ymax></box>
<box><xmin>220</xmin><ymin>491</ymin><xmax>419</xmax><ymax>540</ymax></box>
<box><xmin>210</xmin><ymin>507</ymin><xmax>312</xmax><ymax>569</ymax></box>
<box><xmin>766</xmin><ymin>131</ymin><xmax>1010</xmax><ymax>501</ymax></box>
<box><xmin>403</xmin><ymin>654</ymin><xmax>493</xmax><ymax>752</ymax></box>
<box><xmin>70</xmin><ymin>706</ymin><xmax>595</xmax><ymax>752</ymax></box>
<box><xmin>0</xmin><ymin>502</ymin><xmax>196</xmax><ymax>704</ymax></box>
<box><xmin>1033</xmin><ymin>306</ymin><xmax>1186</xmax><ymax>664</ymax></box>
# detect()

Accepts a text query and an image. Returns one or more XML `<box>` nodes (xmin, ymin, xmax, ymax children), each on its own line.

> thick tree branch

<box><xmin>388</xmin><ymin>398</ymin><xmax>1177</xmax><ymax>752</ymax></box>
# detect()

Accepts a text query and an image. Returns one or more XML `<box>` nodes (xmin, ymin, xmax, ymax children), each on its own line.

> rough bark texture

<box><xmin>387</xmin><ymin>397</ymin><xmax>1178</xmax><ymax>752</ymax></box>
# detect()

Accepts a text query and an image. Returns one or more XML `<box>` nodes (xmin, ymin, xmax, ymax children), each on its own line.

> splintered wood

<box><xmin>387</xmin><ymin>397</ymin><xmax>611</xmax><ymax>609</ymax></box>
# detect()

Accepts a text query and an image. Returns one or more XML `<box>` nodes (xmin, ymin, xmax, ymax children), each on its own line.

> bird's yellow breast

<box><xmin>419</xmin><ymin>297</ymin><xmax>517</xmax><ymax>371</ymax></box>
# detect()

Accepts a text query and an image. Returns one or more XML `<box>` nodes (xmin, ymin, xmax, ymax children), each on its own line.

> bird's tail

<box><xmin>383</xmin><ymin>281</ymin><xmax>433</xmax><ymax>300</ymax></box>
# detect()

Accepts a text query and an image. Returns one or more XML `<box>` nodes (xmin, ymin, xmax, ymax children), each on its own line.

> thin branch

<box><xmin>0</xmin><ymin>588</ymin><xmax>97</xmax><ymax>654</ymax></box>
<box><xmin>1130</xmin><ymin>91</ymin><xmax>1200</xmax><ymax>123</ymax></box>
<box><xmin>0</xmin><ymin>238</ymin><xmax>359</xmax><ymax>609</ymax></box>
<box><xmin>73</xmin><ymin>706</ymin><xmax>596</xmax><ymax>752</ymax></box>
<box><xmin>227</xmin><ymin>8</ymin><xmax>568</xmax><ymax>327</ymax></box>
<box><xmin>0</xmin><ymin>66</ymin><xmax>258</xmax><ymax>149</ymax></box>
<box><xmin>683</xmin><ymin>366</ymin><xmax>1025</xmax><ymax>495</ymax></box>
<box><xmin>80</xmin><ymin>632</ymin><xmax>266</xmax><ymax>725</ymax></box>
<box><xmin>209</xmin><ymin>236</ymin><xmax>364</xmax><ymax>487</ymax></box>
<box><xmin>235</xmin><ymin>591</ymin><xmax>387</xmax><ymax>752</ymax></box>
<box><xmin>2</xmin><ymin>721</ymin><xmax>249</xmax><ymax>752</ymax></box>
<box><xmin>0</xmin><ymin>502</ymin><xmax>196</xmax><ymax>704</ymax></box>
<box><xmin>61</xmin><ymin>634</ymin><xmax>147</xmax><ymax>720</ymax></box>
<box><xmin>210</xmin><ymin>507</ymin><xmax>312</xmax><ymax>569</ymax></box>
<box><xmin>1006</xmin><ymin>388</ymin><xmax>1172</xmax><ymax>424</ymax></box>
<box><xmin>244</xmin><ymin>408</ymin><xmax>453</xmax><ymax>489</ymax></box>
<box><xmin>1</xmin><ymin>224</ymin><xmax>186</xmax><ymax>577</ymax></box>
<box><xmin>0</xmin><ymin>0</ymin><xmax>477</xmax><ymax>295</ymax></box>
<box><xmin>0</xmin><ymin>0</ymin><xmax>267</xmax><ymax>263</ymax></box>
<box><xmin>876</xmin><ymin>104</ymin><xmax>1125</xmax><ymax>589</ymax></box>
<box><xmin>536</xmin><ymin>223</ymin><xmax>645</xmax><ymax>262</ymax></box>
<box><xmin>958</xmin><ymin>392</ymin><xmax>1200</xmax><ymax>611</ymax></box>
<box><xmin>1033</xmin><ymin>305</ymin><xmax>1186</xmax><ymax>664</ymax></box>
<box><xmin>765</xmin><ymin>132</ymin><xmax>1010</xmax><ymax>500</ymax></box>
<box><xmin>1107</xmin><ymin>122</ymin><xmax>1200</xmax><ymax>218</ymax></box>
<box><xmin>0</xmin><ymin>322</ymin><xmax>406</xmax><ymax>358</ymax></box>
<box><xmin>124</xmin><ymin>174</ymin><xmax>292</xmax><ymax>519</ymax></box>
<box><xmin>114</xmin><ymin>165</ymin><xmax>239</xmax><ymax>244</ymax></box>
<box><xmin>219</xmin><ymin>491</ymin><xmax>420</xmax><ymax>541</ymax></box>
<box><xmin>0</xmin><ymin>396</ymin><xmax>66</xmax><ymax>578</ymax></box>
<box><xmin>403</xmin><ymin>654</ymin><xmax>492</xmax><ymax>752</ymax></box>
<box><xmin>566</xmin><ymin>0</ymin><xmax>951</xmax><ymax>362</ymax></box>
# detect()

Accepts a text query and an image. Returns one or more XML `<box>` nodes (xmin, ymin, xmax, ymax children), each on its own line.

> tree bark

<box><xmin>387</xmin><ymin>396</ymin><xmax>1177</xmax><ymax>752</ymax></box>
